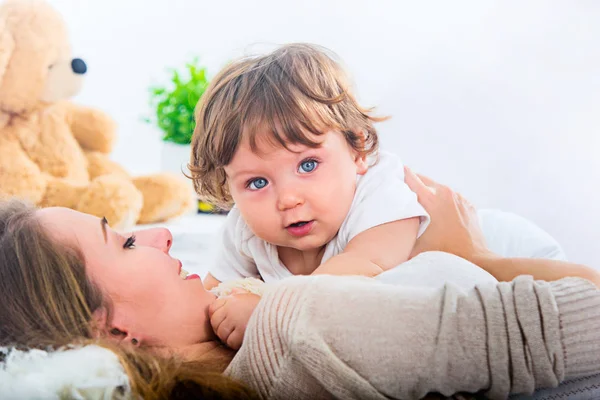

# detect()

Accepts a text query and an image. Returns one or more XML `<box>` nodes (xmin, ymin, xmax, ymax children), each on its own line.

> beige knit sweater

<box><xmin>226</xmin><ymin>275</ymin><xmax>600</xmax><ymax>400</ymax></box>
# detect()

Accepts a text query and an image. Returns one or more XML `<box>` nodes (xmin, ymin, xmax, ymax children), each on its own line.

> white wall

<box><xmin>46</xmin><ymin>0</ymin><xmax>600</xmax><ymax>266</ymax></box>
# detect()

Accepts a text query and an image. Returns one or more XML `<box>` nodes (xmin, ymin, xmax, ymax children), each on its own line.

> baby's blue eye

<box><xmin>299</xmin><ymin>160</ymin><xmax>318</xmax><ymax>174</ymax></box>
<box><xmin>248</xmin><ymin>178</ymin><xmax>268</xmax><ymax>190</ymax></box>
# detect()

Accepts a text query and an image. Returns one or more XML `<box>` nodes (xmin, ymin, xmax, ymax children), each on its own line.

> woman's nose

<box><xmin>134</xmin><ymin>228</ymin><xmax>173</xmax><ymax>253</ymax></box>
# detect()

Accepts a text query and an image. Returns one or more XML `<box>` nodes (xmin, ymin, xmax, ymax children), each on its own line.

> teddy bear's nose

<box><xmin>71</xmin><ymin>58</ymin><xmax>87</xmax><ymax>75</ymax></box>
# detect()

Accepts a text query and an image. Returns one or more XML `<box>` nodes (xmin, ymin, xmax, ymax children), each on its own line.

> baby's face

<box><xmin>225</xmin><ymin>130</ymin><xmax>368</xmax><ymax>253</ymax></box>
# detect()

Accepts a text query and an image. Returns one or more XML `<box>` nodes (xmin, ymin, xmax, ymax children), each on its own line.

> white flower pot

<box><xmin>160</xmin><ymin>142</ymin><xmax>192</xmax><ymax>175</ymax></box>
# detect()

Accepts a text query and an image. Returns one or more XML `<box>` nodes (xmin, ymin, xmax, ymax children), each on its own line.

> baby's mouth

<box><xmin>287</xmin><ymin>221</ymin><xmax>310</xmax><ymax>228</ymax></box>
<box><xmin>285</xmin><ymin>220</ymin><xmax>315</xmax><ymax>237</ymax></box>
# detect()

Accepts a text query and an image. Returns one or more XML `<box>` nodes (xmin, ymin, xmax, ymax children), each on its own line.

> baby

<box><xmin>190</xmin><ymin>43</ymin><xmax>568</xmax><ymax>349</ymax></box>
<box><xmin>190</xmin><ymin>43</ymin><xmax>430</xmax><ymax>293</ymax></box>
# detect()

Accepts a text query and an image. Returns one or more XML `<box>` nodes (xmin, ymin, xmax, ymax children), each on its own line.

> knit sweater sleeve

<box><xmin>226</xmin><ymin>275</ymin><xmax>600</xmax><ymax>400</ymax></box>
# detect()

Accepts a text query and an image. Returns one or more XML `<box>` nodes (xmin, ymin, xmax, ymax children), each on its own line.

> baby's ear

<box><xmin>354</xmin><ymin>153</ymin><xmax>368</xmax><ymax>175</ymax></box>
<box><xmin>352</xmin><ymin>130</ymin><xmax>369</xmax><ymax>175</ymax></box>
<box><xmin>0</xmin><ymin>21</ymin><xmax>14</xmax><ymax>86</ymax></box>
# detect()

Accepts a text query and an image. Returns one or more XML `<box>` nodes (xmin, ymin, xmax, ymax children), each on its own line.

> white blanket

<box><xmin>376</xmin><ymin>208</ymin><xmax>566</xmax><ymax>289</ymax></box>
<box><xmin>376</xmin><ymin>251</ymin><xmax>497</xmax><ymax>289</ymax></box>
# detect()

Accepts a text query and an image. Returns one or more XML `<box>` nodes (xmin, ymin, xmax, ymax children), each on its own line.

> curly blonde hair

<box><xmin>189</xmin><ymin>43</ymin><xmax>388</xmax><ymax>209</ymax></box>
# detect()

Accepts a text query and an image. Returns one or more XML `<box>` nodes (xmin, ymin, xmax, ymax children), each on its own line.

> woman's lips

<box><xmin>185</xmin><ymin>274</ymin><xmax>200</xmax><ymax>280</ymax></box>
<box><xmin>286</xmin><ymin>220</ymin><xmax>314</xmax><ymax>237</ymax></box>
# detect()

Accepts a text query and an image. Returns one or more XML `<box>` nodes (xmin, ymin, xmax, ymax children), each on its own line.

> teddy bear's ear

<box><xmin>0</xmin><ymin>21</ymin><xmax>15</xmax><ymax>84</ymax></box>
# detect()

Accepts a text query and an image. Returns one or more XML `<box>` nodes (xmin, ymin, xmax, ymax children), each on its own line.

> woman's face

<box><xmin>37</xmin><ymin>207</ymin><xmax>217</xmax><ymax>350</ymax></box>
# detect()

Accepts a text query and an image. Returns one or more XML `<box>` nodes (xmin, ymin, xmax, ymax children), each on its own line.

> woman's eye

<box><xmin>123</xmin><ymin>235</ymin><xmax>136</xmax><ymax>249</ymax></box>
<box><xmin>298</xmin><ymin>159</ymin><xmax>318</xmax><ymax>174</ymax></box>
<box><xmin>247</xmin><ymin>178</ymin><xmax>268</xmax><ymax>190</ymax></box>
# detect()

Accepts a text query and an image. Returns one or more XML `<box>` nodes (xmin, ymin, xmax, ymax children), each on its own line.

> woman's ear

<box><xmin>107</xmin><ymin>326</ymin><xmax>142</xmax><ymax>347</ymax></box>
<box><xmin>94</xmin><ymin>308</ymin><xmax>141</xmax><ymax>346</ymax></box>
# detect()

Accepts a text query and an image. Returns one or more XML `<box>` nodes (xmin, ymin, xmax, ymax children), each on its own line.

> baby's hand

<box><xmin>208</xmin><ymin>290</ymin><xmax>261</xmax><ymax>350</ymax></box>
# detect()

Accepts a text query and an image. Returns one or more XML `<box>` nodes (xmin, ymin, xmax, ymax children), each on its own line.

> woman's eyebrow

<box><xmin>100</xmin><ymin>217</ymin><xmax>108</xmax><ymax>243</ymax></box>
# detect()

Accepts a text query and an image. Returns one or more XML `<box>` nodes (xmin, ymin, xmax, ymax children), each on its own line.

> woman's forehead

<box><xmin>36</xmin><ymin>207</ymin><xmax>103</xmax><ymax>247</ymax></box>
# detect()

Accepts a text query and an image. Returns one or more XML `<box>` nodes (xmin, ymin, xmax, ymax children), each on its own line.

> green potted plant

<box><xmin>146</xmin><ymin>59</ymin><xmax>224</xmax><ymax>214</ymax></box>
<box><xmin>147</xmin><ymin>59</ymin><xmax>208</xmax><ymax>145</ymax></box>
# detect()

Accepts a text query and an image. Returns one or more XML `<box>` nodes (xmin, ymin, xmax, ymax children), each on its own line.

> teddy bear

<box><xmin>0</xmin><ymin>0</ymin><xmax>195</xmax><ymax>231</ymax></box>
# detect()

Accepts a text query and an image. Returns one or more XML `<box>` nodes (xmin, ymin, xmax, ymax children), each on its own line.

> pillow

<box><xmin>0</xmin><ymin>345</ymin><xmax>130</xmax><ymax>399</ymax></box>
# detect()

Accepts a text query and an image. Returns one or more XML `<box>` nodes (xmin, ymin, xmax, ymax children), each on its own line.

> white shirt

<box><xmin>209</xmin><ymin>151</ymin><xmax>430</xmax><ymax>283</ymax></box>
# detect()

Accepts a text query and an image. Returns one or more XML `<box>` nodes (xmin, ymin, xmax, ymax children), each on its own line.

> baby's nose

<box><xmin>277</xmin><ymin>192</ymin><xmax>304</xmax><ymax>211</ymax></box>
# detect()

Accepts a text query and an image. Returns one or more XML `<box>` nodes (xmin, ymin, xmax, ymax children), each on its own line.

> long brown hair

<box><xmin>0</xmin><ymin>199</ymin><xmax>257</xmax><ymax>399</ymax></box>
<box><xmin>189</xmin><ymin>43</ymin><xmax>389</xmax><ymax>209</ymax></box>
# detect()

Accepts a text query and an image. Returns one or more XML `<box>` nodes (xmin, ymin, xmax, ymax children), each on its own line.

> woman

<box><xmin>0</xmin><ymin>170</ymin><xmax>598</xmax><ymax>399</ymax></box>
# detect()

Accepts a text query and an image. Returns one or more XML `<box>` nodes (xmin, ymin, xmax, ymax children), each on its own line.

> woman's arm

<box><xmin>403</xmin><ymin>167</ymin><xmax>600</xmax><ymax>287</ymax></box>
<box><xmin>227</xmin><ymin>274</ymin><xmax>600</xmax><ymax>400</ymax></box>
<box><xmin>471</xmin><ymin>254</ymin><xmax>600</xmax><ymax>287</ymax></box>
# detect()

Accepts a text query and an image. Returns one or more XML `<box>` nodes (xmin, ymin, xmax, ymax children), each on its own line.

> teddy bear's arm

<box><xmin>0</xmin><ymin>138</ymin><xmax>48</xmax><ymax>203</ymax></box>
<box><xmin>63</xmin><ymin>102</ymin><xmax>117</xmax><ymax>154</ymax></box>
<box><xmin>85</xmin><ymin>152</ymin><xmax>129</xmax><ymax>180</ymax></box>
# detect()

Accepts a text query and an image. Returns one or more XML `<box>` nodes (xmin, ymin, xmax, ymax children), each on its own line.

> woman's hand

<box><xmin>404</xmin><ymin>166</ymin><xmax>492</xmax><ymax>263</ymax></box>
<box><xmin>405</xmin><ymin>167</ymin><xmax>600</xmax><ymax>287</ymax></box>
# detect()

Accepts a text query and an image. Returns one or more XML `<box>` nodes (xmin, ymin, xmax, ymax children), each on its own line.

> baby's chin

<box><xmin>276</xmin><ymin>238</ymin><xmax>331</xmax><ymax>253</ymax></box>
